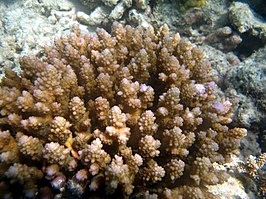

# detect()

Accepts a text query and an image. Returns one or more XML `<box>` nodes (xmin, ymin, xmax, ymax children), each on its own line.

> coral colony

<box><xmin>0</xmin><ymin>22</ymin><xmax>246</xmax><ymax>198</ymax></box>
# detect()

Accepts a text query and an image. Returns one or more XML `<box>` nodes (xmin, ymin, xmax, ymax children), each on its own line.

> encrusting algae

<box><xmin>177</xmin><ymin>0</ymin><xmax>207</xmax><ymax>12</ymax></box>
<box><xmin>0</xmin><ymin>22</ymin><xmax>246</xmax><ymax>198</ymax></box>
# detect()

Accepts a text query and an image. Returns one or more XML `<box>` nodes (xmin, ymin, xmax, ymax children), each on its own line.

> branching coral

<box><xmin>0</xmin><ymin>22</ymin><xmax>246</xmax><ymax>198</ymax></box>
<box><xmin>239</xmin><ymin>153</ymin><xmax>266</xmax><ymax>197</ymax></box>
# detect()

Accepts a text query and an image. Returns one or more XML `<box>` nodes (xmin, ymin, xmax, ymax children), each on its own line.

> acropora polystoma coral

<box><xmin>0</xmin><ymin>22</ymin><xmax>246</xmax><ymax>198</ymax></box>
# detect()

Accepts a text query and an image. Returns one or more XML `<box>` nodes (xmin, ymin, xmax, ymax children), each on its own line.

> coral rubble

<box><xmin>77</xmin><ymin>0</ymin><xmax>151</xmax><ymax>28</ymax></box>
<box><xmin>0</xmin><ymin>22</ymin><xmax>246</xmax><ymax>198</ymax></box>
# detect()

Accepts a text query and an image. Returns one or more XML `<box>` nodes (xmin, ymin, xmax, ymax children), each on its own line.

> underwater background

<box><xmin>0</xmin><ymin>0</ymin><xmax>265</xmax><ymax>198</ymax></box>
